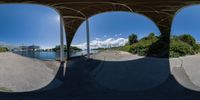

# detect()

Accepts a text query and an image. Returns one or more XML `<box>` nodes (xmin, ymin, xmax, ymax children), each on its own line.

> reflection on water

<box><xmin>14</xmin><ymin>51</ymin><xmax>59</xmax><ymax>60</ymax></box>
<box><xmin>13</xmin><ymin>50</ymin><xmax>99</xmax><ymax>60</ymax></box>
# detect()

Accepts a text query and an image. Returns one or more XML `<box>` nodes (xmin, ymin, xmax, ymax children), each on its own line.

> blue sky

<box><xmin>71</xmin><ymin>12</ymin><xmax>160</xmax><ymax>49</ymax></box>
<box><xmin>72</xmin><ymin>12</ymin><xmax>160</xmax><ymax>44</ymax></box>
<box><xmin>0</xmin><ymin>4</ymin><xmax>60</xmax><ymax>49</ymax></box>
<box><xmin>171</xmin><ymin>5</ymin><xmax>200</xmax><ymax>42</ymax></box>
<box><xmin>0</xmin><ymin>4</ymin><xmax>200</xmax><ymax>49</ymax></box>
<box><xmin>72</xmin><ymin>5</ymin><xmax>200</xmax><ymax>49</ymax></box>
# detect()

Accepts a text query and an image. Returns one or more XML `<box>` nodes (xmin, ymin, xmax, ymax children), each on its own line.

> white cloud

<box><xmin>72</xmin><ymin>38</ymin><xmax>128</xmax><ymax>50</ymax></box>
<box><xmin>103</xmin><ymin>35</ymin><xmax>107</xmax><ymax>38</ymax></box>
<box><xmin>114</xmin><ymin>33</ymin><xmax>122</xmax><ymax>37</ymax></box>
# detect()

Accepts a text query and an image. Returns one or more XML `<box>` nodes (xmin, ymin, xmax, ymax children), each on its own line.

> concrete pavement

<box><xmin>0</xmin><ymin>52</ymin><xmax>61</xmax><ymax>92</ymax></box>
<box><xmin>93</xmin><ymin>50</ymin><xmax>200</xmax><ymax>91</ymax></box>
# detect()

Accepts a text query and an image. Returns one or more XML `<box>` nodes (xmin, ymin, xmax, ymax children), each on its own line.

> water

<box><xmin>13</xmin><ymin>50</ymin><xmax>99</xmax><ymax>60</ymax></box>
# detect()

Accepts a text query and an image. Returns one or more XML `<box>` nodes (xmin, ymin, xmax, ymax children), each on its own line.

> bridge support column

<box><xmin>60</xmin><ymin>16</ymin><xmax>68</xmax><ymax>78</ymax></box>
<box><xmin>86</xmin><ymin>18</ymin><xmax>90</xmax><ymax>59</ymax></box>
<box><xmin>60</xmin><ymin>16</ymin><xmax>65</xmax><ymax>62</ymax></box>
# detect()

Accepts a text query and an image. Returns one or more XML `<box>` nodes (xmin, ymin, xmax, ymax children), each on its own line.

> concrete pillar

<box><xmin>60</xmin><ymin>16</ymin><xmax>65</xmax><ymax>62</ymax></box>
<box><xmin>67</xmin><ymin>44</ymin><xmax>70</xmax><ymax>60</ymax></box>
<box><xmin>86</xmin><ymin>18</ymin><xmax>90</xmax><ymax>59</ymax></box>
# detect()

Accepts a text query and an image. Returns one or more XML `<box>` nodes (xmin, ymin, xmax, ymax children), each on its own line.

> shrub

<box><xmin>130</xmin><ymin>38</ymin><xmax>158</xmax><ymax>56</ymax></box>
<box><xmin>122</xmin><ymin>33</ymin><xmax>198</xmax><ymax>58</ymax></box>
<box><xmin>169</xmin><ymin>34</ymin><xmax>200</xmax><ymax>57</ymax></box>
<box><xmin>170</xmin><ymin>39</ymin><xmax>194</xmax><ymax>57</ymax></box>
<box><xmin>129</xmin><ymin>33</ymin><xmax>197</xmax><ymax>58</ymax></box>
<box><xmin>119</xmin><ymin>45</ymin><xmax>132</xmax><ymax>52</ymax></box>
<box><xmin>192</xmin><ymin>44</ymin><xmax>200</xmax><ymax>53</ymax></box>
<box><xmin>177</xmin><ymin>34</ymin><xmax>196</xmax><ymax>46</ymax></box>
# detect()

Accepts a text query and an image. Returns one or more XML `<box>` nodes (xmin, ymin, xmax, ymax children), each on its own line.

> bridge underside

<box><xmin>1</xmin><ymin>0</ymin><xmax>200</xmax><ymax>58</ymax></box>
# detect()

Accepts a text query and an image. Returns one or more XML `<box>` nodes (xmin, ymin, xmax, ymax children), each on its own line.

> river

<box><xmin>13</xmin><ymin>50</ymin><xmax>99</xmax><ymax>60</ymax></box>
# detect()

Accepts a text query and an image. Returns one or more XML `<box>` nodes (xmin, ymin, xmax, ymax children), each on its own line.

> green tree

<box><xmin>178</xmin><ymin>34</ymin><xmax>196</xmax><ymax>46</ymax></box>
<box><xmin>148</xmin><ymin>33</ymin><xmax>155</xmax><ymax>39</ymax></box>
<box><xmin>128</xmin><ymin>33</ymin><xmax>138</xmax><ymax>45</ymax></box>
<box><xmin>0</xmin><ymin>47</ymin><xmax>8</xmax><ymax>52</ymax></box>
<box><xmin>70</xmin><ymin>46</ymin><xmax>81</xmax><ymax>51</ymax></box>
<box><xmin>52</xmin><ymin>45</ymin><xmax>81</xmax><ymax>52</ymax></box>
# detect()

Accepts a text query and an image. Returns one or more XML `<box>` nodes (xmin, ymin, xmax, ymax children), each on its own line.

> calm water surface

<box><xmin>13</xmin><ymin>50</ymin><xmax>99</xmax><ymax>60</ymax></box>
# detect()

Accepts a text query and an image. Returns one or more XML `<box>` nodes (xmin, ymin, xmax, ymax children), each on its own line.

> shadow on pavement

<box><xmin>92</xmin><ymin>57</ymin><xmax>170</xmax><ymax>91</ymax></box>
<box><xmin>0</xmin><ymin>56</ymin><xmax>200</xmax><ymax>100</ymax></box>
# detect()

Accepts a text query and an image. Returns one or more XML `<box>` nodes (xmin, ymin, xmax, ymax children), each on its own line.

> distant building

<box><xmin>18</xmin><ymin>45</ymin><xmax>40</xmax><ymax>51</ymax></box>
<box><xmin>19</xmin><ymin>46</ymin><xmax>28</xmax><ymax>51</ymax></box>
<box><xmin>28</xmin><ymin>45</ymin><xmax>40</xmax><ymax>51</ymax></box>
<box><xmin>11</xmin><ymin>48</ymin><xmax>21</xmax><ymax>52</ymax></box>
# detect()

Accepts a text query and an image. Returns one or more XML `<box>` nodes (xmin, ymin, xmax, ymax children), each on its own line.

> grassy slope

<box><xmin>117</xmin><ymin>34</ymin><xmax>200</xmax><ymax>58</ymax></box>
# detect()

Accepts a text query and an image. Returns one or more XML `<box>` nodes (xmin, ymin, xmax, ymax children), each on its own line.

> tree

<box><xmin>0</xmin><ymin>47</ymin><xmax>8</xmax><ymax>52</ymax></box>
<box><xmin>52</xmin><ymin>45</ymin><xmax>81</xmax><ymax>52</ymax></box>
<box><xmin>128</xmin><ymin>33</ymin><xmax>138</xmax><ymax>45</ymax></box>
<box><xmin>178</xmin><ymin>34</ymin><xmax>196</xmax><ymax>46</ymax></box>
<box><xmin>70</xmin><ymin>46</ymin><xmax>81</xmax><ymax>51</ymax></box>
<box><xmin>148</xmin><ymin>33</ymin><xmax>156</xmax><ymax>39</ymax></box>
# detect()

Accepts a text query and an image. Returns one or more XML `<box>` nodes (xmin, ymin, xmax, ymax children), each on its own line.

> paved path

<box><xmin>92</xmin><ymin>50</ymin><xmax>200</xmax><ymax>91</ymax></box>
<box><xmin>92</xmin><ymin>50</ymin><xmax>144</xmax><ymax>61</ymax></box>
<box><xmin>0</xmin><ymin>52</ymin><xmax>60</xmax><ymax>92</ymax></box>
<box><xmin>181</xmin><ymin>54</ymin><xmax>200</xmax><ymax>87</ymax></box>
<box><xmin>92</xmin><ymin>50</ymin><xmax>170</xmax><ymax>91</ymax></box>
<box><xmin>169</xmin><ymin>54</ymin><xmax>200</xmax><ymax>91</ymax></box>
<box><xmin>0</xmin><ymin>54</ymin><xmax>200</xmax><ymax>100</ymax></box>
<box><xmin>170</xmin><ymin>61</ymin><xmax>200</xmax><ymax>91</ymax></box>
